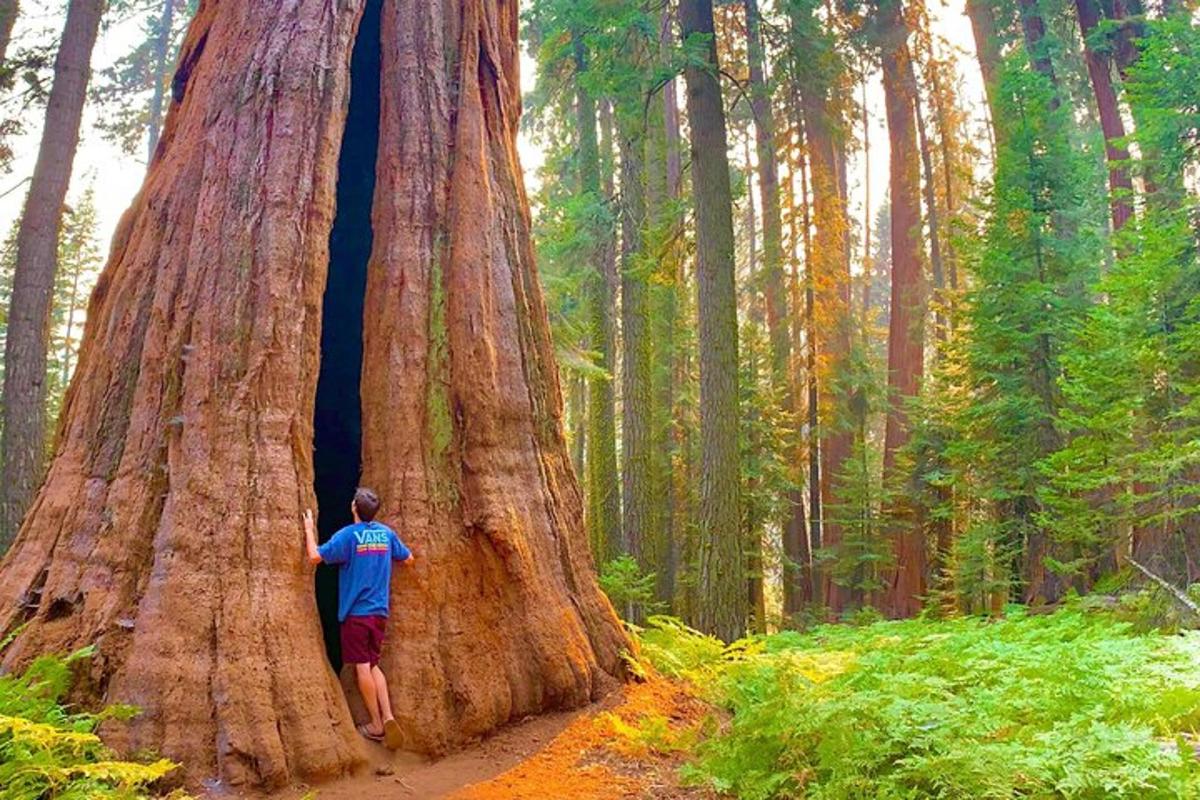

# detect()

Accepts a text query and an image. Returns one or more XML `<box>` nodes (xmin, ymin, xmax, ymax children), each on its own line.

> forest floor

<box><xmin>217</xmin><ymin>676</ymin><xmax>716</xmax><ymax>800</ymax></box>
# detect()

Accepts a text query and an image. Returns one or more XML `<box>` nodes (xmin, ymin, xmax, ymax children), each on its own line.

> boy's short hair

<box><xmin>353</xmin><ymin>487</ymin><xmax>380</xmax><ymax>522</ymax></box>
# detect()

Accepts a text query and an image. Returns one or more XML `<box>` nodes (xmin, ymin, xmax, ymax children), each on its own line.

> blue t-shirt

<box><xmin>317</xmin><ymin>521</ymin><xmax>411</xmax><ymax>622</ymax></box>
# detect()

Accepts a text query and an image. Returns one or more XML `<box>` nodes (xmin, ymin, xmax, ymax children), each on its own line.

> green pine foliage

<box><xmin>0</xmin><ymin>636</ymin><xmax>183</xmax><ymax>799</ymax></box>
<box><xmin>640</xmin><ymin>609</ymin><xmax>1200</xmax><ymax>799</ymax></box>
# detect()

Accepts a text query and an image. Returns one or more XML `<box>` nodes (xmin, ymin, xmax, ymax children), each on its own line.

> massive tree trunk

<box><xmin>0</xmin><ymin>0</ymin><xmax>628</xmax><ymax>789</ymax></box>
<box><xmin>1076</xmin><ymin>0</ymin><xmax>1134</xmax><ymax>231</ymax></box>
<box><xmin>679</xmin><ymin>0</ymin><xmax>744</xmax><ymax>642</ymax></box>
<box><xmin>879</xmin><ymin>1</ymin><xmax>927</xmax><ymax>618</ymax></box>
<box><xmin>0</xmin><ymin>0</ymin><xmax>104</xmax><ymax>551</ymax></box>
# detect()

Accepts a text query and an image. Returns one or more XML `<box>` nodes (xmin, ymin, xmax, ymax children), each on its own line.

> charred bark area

<box><xmin>313</xmin><ymin>0</ymin><xmax>382</xmax><ymax>671</ymax></box>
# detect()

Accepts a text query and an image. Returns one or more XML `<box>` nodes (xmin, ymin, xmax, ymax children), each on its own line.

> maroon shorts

<box><xmin>340</xmin><ymin>615</ymin><xmax>387</xmax><ymax>666</ymax></box>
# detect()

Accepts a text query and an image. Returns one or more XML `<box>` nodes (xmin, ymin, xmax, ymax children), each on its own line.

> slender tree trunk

<box><xmin>0</xmin><ymin>0</ymin><xmax>628</xmax><ymax>785</ymax></box>
<box><xmin>59</xmin><ymin>262</ymin><xmax>81</xmax><ymax>387</ymax></box>
<box><xmin>742</xmin><ymin>136</ymin><xmax>767</xmax><ymax>632</ymax></box>
<box><xmin>861</xmin><ymin>78</ymin><xmax>872</xmax><ymax>327</ymax></box>
<box><xmin>570</xmin><ymin>369</ymin><xmax>586</xmax><ymax>479</ymax></box>
<box><xmin>796</xmin><ymin>110</ymin><xmax>822</xmax><ymax>607</ymax></box>
<box><xmin>0</xmin><ymin>0</ymin><xmax>18</xmax><ymax>79</ymax></box>
<box><xmin>657</xmin><ymin>3</ymin><xmax>684</xmax><ymax>609</ymax></box>
<box><xmin>147</xmin><ymin>0</ymin><xmax>177</xmax><ymax>163</ymax></box>
<box><xmin>663</xmin><ymin>9</ymin><xmax>685</xmax><ymax>609</ymax></box>
<box><xmin>619</xmin><ymin>117</ymin><xmax>651</xmax><ymax>585</ymax></box>
<box><xmin>800</xmin><ymin>82</ymin><xmax>851</xmax><ymax>613</ymax></box>
<box><xmin>1076</xmin><ymin>0</ymin><xmax>1134</xmax><ymax>230</ymax></box>
<box><xmin>965</xmin><ymin>0</ymin><xmax>1004</xmax><ymax>144</ymax></box>
<box><xmin>1101</xmin><ymin>0</ymin><xmax>1144</xmax><ymax>78</ymax></box>
<box><xmin>1101</xmin><ymin>0</ymin><xmax>1165</xmax><ymax>197</ymax></box>
<box><xmin>0</xmin><ymin>0</ymin><xmax>104</xmax><ymax>550</ymax></box>
<box><xmin>915</xmin><ymin>95</ymin><xmax>945</xmax><ymax>341</ymax></box>
<box><xmin>744</xmin><ymin>0</ymin><xmax>788</xmax><ymax>385</ymax></box>
<box><xmin>1019</xmin><ymin>0</ymin><xmax>1061</xmax><ymax>108</ymax></box>
<box><xmin>783</xmin><ymin>122</ymin><xmax>812</xmax><ymax>616</ymax></box>
<box><xmin>680</xmin><ymin>0</ymin><xmax>744</xmax><ymax>642</ymax></box>
<box><xmin>574</xmin><ymin>36</ymin><xmax>621</xmax><ymax>562</ymax></box>
<box><xmin>880</xmin><ymin>2</ymin><xmax>927</xmax><ymax>618</ymax></box>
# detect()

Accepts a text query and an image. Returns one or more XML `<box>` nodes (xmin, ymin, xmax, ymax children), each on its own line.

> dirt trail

<box><xmin>209</xmin><ymin>678</ymin><xmax>712</xmax><ymax>800</ymax></box>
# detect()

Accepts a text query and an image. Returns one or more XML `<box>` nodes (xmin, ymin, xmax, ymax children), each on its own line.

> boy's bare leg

<box><xmin>372</xmin><ymin>665</ymin><xmax>395</xmax><ymax>722</ymax></box>
<box><xmin>354</xmin><ymin>663</ymin><xmax>383</xmax><ymax>734</ymax></box>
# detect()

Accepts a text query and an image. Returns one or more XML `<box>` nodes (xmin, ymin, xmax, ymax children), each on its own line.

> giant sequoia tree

<box><xmin>0</xmin><ymin>0</ymin><xmax>628</xmax><ymax>788</ymax></box>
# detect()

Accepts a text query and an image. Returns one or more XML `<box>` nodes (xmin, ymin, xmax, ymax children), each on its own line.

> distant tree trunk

<box><xmin>800</xmin><ymin>81</ymin><xmax>851</xmax><ymax>613</ymax></box>
<box><xmin>879</xmin><ymin>1</ymin><xmax>927</xmax><ymax>618</ymax></box>
<box><xmin>914</xmin><ymin>95</ymin><xmax>945</xmax><ymax>341</ymax></box>
<box><xmin>783</xmin><ymin>119</ymin><xmax>812</xmax><ymax>616</ymax></box>
<box><xmin>1101</xmin><ymin>0</ymin><xmax>1165</xmax><ymax>199</ymax></box>
<box><xmin>744</xmin><ymin>0</ymin><xmax>788</xmax><ymax>385</ymax></box>
<box><xmin>570</xmin><ymin>370</ymin><xmax>586</xmax><ymax>479</ymax></box>
<box><xmin>1019</xmin><ymin>0</ymin><xmax>1061</xmax><ymax>108</ymax></box>
<box><xmin>146</xmin><ymin>0</ymin><xmax>177</xmax><ymax>163</ymax></box>
<box><xmin>1100</xmin><ymin>0</ymin><xmax>1144</xmax><ymax>79</ymax></box>
<box><xmin>663</xmin><ymin>8</ymin><xmax>685</xmax><ymax>609</ymax></box>
<box><xmin>619</xmin><ymin>117</ymin><xmax>652</xmax><ymax>584</ymax></box>
<box><xmin>679</xmin><ymin>0</ymin><xmax>744</xmax><ymax>642</ymax></box>
<box><xmin>58</xmin><ymin>260</ymin><xmax>82</xmax><ymax>387</ymax></box>
<box><xmin>861</xmin><ymin>78</ymin><xmax>872</xmax><ymax>326</ymax></box>
<box><xmin>658</xmin><ymin>3</ymin><xmax>684</xmax><ymax>609</ymax></box>
<box><xmin>742</xmin><ymin>136</ymin><xmax>767</xmax><ymax>633</ymax></box>
<box><xmin>574</xmin><ymin>35</ymin><xmax>621</xmax><ymax>562</ymax></box>
<box><xmin>0</xmin><ymin>0</ymin><xmax>104</xmax><ymax>551</ymax></box>
<box><xmin>798</xmin><ymin>118</ymin><xmax>823</xmax><ymax>608</ymax></box>
<box><xmin>1076</xmin><ymin>0</ymin><xmax>1134</xmax><ymax>230</ymax></box>
<box><xmin>965</xmin><ymin>0</ymin><xmax>1004</xmax><ymax>143</ymax></box>
<box><xmin>0</xmin><ymin>0</ymin><xmax>628</xmax><ymax>786</ymax></box>
<box><xmin>0</xmin><ymin>0</ymin><xmax>18</xmax><ymax>78</ymax></box>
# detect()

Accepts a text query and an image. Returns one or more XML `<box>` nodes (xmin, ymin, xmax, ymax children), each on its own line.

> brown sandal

<box><xmin>357</xmin><ymin>723</ymin><xmax>384</xmax><ymax>743</ymax></box>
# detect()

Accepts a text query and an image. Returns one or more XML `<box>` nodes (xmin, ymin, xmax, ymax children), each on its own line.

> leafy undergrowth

<box><xmin>0</xmin><ymin>633</ymin><xmax>182</xmax><ymax>800</ymax></box>
<box><xmin>639</xmin><ymin>608</ymin><xmax>1200</xmax><ymax>799</ymax></box>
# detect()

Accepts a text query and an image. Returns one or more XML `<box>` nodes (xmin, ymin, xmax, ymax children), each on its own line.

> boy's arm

<box><xmin>392</xmin><ymin>531</ymin><xmax>415</xmax><ymax>566</ymax></box>
<box><xmin>304</xmin><ymin>510</ymin><xmax>322</xmax><ymax>565</ymax></box>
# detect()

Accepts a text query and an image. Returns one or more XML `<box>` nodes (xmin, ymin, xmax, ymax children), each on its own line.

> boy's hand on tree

<box><xmin>303</xmin><ymin>509</ymin><xmax>314</xmax><ymax>532</ymax></box>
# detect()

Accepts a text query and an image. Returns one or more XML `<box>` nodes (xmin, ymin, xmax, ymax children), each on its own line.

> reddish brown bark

<box><xmin>1076</xmin><ymin>0</ymin><xmax>1134</xmax><ymax>230</ymax></box>
<box><xmin>880</xmin><ymin>2</ymin><xmax>927</xmax><ymax>618</ymax></box>
<box><xmin>0</xmin><ymin>0</ymin><xmax>627</xmax><ymax>788</ymax></box>
<box><xmin>0</xmin><ymin>0</ymin><xmax>104</xmax><ymax>550</ymax></box>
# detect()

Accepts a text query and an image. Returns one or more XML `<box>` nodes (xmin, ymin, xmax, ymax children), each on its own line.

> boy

<box><xmin>304</xmin><ymin>487</ymin><xmax>414</xmax><ymax>749</ymax></box>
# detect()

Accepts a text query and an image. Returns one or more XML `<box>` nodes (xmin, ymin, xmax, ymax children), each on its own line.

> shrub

<box><xmin>0</xmin><ymin>636</ymin><xmax>182</xmax><ymax>799</ymax></box>
<box><xmin>656</xmin><ymin>610</ymin><xmax>1200</xmax><ymax>799</ymax></box>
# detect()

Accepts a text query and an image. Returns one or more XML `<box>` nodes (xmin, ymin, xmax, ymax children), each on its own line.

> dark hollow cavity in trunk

<box><xmin>313</xmin><ymin>0</ymin><xmax>382</xmax><ymax>671</ymax></box>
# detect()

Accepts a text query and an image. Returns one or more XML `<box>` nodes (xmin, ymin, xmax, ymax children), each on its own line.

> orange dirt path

<box><xmin>219</xmin><ymin>676</ymin><xmax>713</xmax><ymax>800</ymax></box>
<box><xmin>450</xmin><ymin>677</ymin><xmax>711</xmax><ymax>800</ymax></box>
